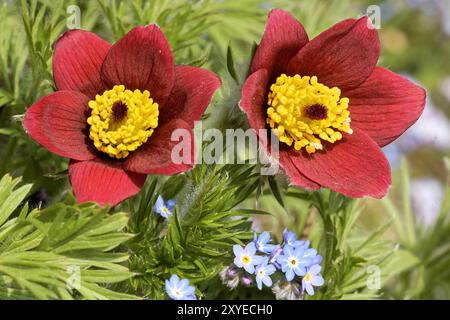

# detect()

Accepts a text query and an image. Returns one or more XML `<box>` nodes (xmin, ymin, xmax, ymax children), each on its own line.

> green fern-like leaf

<box><xmin>0</xmin><ymin>174</ymin><xmax>138</xmax><ymax>300</ymax></box>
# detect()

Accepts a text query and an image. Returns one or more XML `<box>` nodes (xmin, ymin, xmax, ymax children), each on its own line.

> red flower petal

<box><xmin>251</xmin><ymin>9</ymin><xmax>308</xmax><ymax>80</ymax></box>
<box><xmin>279</xmin><ymin>149</ymin><xmax>320</xmax><ymax>190</ymax></box>
<box><xmin>289</xmin><ymin>128</ymin><xmax>391</xmax><ymax>198</ymax></box>
<box><xmin>24</xmin><ymin>91</ymin><xmax>96</xmax><ymax>161</ymax></box>
<box><xmin>159</xmin><ymin>65</ymin><xmax>221</xmax><ymax>127</ymax></box>
<box><xmin>53</xmin><ymin>30</ymin><xmax>111</xmax><ymax>99</ymax></box>
<box><xmin>69</xmin><ymin>160</ymin><xmax>146</xmax><ymax>207</ymax></box>
<box><xmin>346</xmin><ymin>67</ymin><xmax>426</xmax><ymax>147</ymax></box>
<box><xmin>124</xmin><ymin>119</ymin><xmax>195</xmax><ymax>175</ymax></box>
<box><xmin>239</xmin><ymin>69</ymin><xmax>269</xmax><ymax>131</ymax></box>
<box><xmin>287</xmin><ymin>17</ymin><xmax>380</xmax><ymax>91</ymax></box>
<box><xmin>101</xmin><ymin>25</ymin><xmax>175</xmax><ymax>107</ymax></box>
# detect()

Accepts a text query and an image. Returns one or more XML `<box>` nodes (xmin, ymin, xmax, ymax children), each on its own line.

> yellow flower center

<box><xmin>304</xmin><ymin>272</ymin><xmax>311</xmax><ymax>283</ymax></box>
<box><xmin>267</xmin><ymin>74</ymin><xmax>352</xmax><ymax>154</ymax></box>
<box><xmin>241</xmin><ymin>255</ymin><xmax>251</xmax><ymax>264</ymax></box>
<box><xmin>87</xmin><ymin>85</ymin><xmax>159</xmax><ymax>159</ymax></box>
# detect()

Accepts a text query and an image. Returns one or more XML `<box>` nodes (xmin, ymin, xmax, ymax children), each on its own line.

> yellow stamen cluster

<box><xmin>87</xmin><ymin>85</ymin><xmax>159</xmax><ymax>159</ymax></box>
<box><xmin>267</xmin><ymin>74</ymin><xmax>352</xmax><ymax>154</ymax></box>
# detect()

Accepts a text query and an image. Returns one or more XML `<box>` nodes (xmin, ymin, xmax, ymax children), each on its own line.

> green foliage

<box><xmin>121</xmin><ymin>163</ymin><xmax>267</xmax><ymax>298</ymax></box>
<box><xmin>235</xmin><ymin>186</ymin><xmax>422</xmax><ymax>300</ymax></box>
<box><xmin>0</xmin><ymin>174</ymin><xmax>137</xmax><ymax>300</ymax></box>
<box><xmin>307</xmin><ymin>190</ymin><xmax>420</xmax><ymax>299</ymax></box>
<box><xmin>382</xmin><ymin>159</ymin><xmax>450</xmax><ymax>299</ymax></box>
<box><xmin>0</xmin><ymin>0</ymin><xmax>69</xmax><ymax>186</ymax></box>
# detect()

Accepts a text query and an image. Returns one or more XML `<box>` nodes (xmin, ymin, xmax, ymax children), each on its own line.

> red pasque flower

<box><xmin>24</xmin><ymin>25</ymin><xmax>221</xmax><ymax>206</ymax></box>
<box><xmin>240</xmin><ymin>9</ymin><xmax>426</xmax><ymax>198</ymax></box>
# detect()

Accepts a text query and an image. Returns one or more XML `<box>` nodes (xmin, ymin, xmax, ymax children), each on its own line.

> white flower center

<box><xmin>289</xmin><ymin>258</ymin><xmax>298</xmax><ymax>267</ymax></box>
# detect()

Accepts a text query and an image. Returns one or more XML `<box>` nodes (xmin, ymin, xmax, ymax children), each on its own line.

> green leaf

<box><xmin>0</xmin><ymin>174</ymin><xmax>136</xmax><ymax>300</ymax></box>
<box><xmin>226</xmin><ymin>44</ymin><xmax>239</xmax><ymax>83</ymax></box>
<box><xmin>381</xmin><ymin>249</ymin><xmax>420</xmax><ymax>279</ymax></box>
<box><xmin>0</xmin><ymin>175</ymin><xmax>32</xmax><ymax>225</ymax></box>
<box><xmin>0</xmin><ymin>89</ymin><xmax>12</xmax><ymax>107</ymax></box>
<box><xmin>267</xmin><ymin>175</ymin><xmax>286</xmax><ymax>210</ymax></box>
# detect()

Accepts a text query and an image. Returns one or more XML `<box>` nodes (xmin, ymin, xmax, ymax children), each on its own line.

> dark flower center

<box><xmin>303</xmin><ymin>104</ymin><xmax>328</xmax><ymax>120</ymax></box>
<box><xmin>112</xmin><ymin>101</ymin><xmax>128</xmax><ymax>121</ymax></box>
